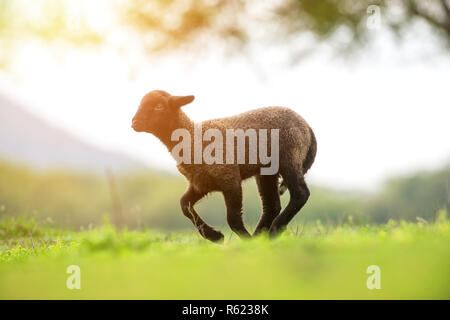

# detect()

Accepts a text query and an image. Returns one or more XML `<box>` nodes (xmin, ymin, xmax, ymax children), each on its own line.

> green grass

<box><xmin>0</xmin><ymin>213</ymin><xmax>449</xmax><ymax>299</ymax></box>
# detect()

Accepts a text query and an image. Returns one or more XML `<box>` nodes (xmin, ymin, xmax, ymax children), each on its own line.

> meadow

<box><xmin>0</xmin><ymin>213</ymin><xmax>449</xmax><ymax>300</ymax></box>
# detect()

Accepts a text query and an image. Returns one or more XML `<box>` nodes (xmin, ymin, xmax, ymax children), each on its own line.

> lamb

<box><xmin>132</xmin><ymin>90</ymin><xmax>317</xmax><ymax>242</ymax></box>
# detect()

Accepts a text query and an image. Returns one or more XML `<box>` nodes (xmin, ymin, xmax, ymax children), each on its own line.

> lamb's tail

<box><xmin>278</xmin><ymin>126</ymin><xmax>317</xmax><ymax>196</ymax></box>
<box><xmin>302</xmin><ymin>126</ymin><xmax>317</xmax><ymax>175</ymax></box>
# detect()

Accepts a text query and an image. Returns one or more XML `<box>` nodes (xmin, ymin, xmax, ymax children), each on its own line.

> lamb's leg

<box><xmin>223</xmin><ymin>185</ymin><xmax>251</xmax><ymax>238</ymax></box>
<box><xmin>180</xmin><ymin>186</ymin><xmax>224</xmax><ymax>243</ymax></box>
<box><xmin>253</xmin><ymin>175</ymin><xmax>281</xmax><ymax>236</ymax></box>
<box><xmin>269</xmin><ymin>169</ymin><xmax>310</xmax><ymax>237</ymax></box>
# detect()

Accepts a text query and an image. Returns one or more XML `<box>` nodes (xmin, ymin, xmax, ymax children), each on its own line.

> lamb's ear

<box><xmin>169</xmin><ymin>95</ymin><xmax>195</xmax><ymax>108</ymax></box>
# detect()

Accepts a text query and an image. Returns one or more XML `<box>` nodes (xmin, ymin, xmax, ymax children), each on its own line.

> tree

<box><xmin>1</xmin><ymin>0</ymin><xmax>450</xmax><ymax>63</ymax></box>
<box><xmin>121</xmin><ymin>0</ymin><xmax>450</xmax><ymax>56</ymax></box>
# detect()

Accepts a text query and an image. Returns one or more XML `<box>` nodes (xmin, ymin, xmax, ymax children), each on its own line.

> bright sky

<box><xmin>1</xmin><ymin>0</ymin><xmax>449</xmax><ymax>190</ymax></box>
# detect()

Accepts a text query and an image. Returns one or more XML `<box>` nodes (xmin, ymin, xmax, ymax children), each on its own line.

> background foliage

<box><xmin>1</xmin><ymin>158</ymin><xmax>448</xmax><ymax>231</ymax></box>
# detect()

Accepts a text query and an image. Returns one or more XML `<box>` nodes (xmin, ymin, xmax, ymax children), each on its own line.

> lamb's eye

<box><xmin>154</xmin><ymin>104</ymin><xmax>164</xmax><ymax>111</ymax></box>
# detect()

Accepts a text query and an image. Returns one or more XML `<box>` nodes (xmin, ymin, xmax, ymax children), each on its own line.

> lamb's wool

<box><xmin>132</xmin><ymin>90</ymin><xmax>317</xmax><ymax>242</ymax></box>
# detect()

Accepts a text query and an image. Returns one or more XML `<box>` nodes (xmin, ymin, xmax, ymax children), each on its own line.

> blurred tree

<box><xmin>1</xmin><ymin>0</ymin><xmax>450</xmax><ymax>63</ymax></box>
<box><xmin>0</xmin><ymin>0</ymin><xmax>101</xmax><ymax>43</ymax></box>
<box><xmin>121</xmin><ymin>0</ymin><xmax>248</xmax><ymax>53</ymax></box>
<box><xmin>0</xmin><ymin>0</ymin><xmax>101</xmax><ymax>67</ymax></box>
<box><xmin>121</xmin><ymin>0</ymin><xmax>450</xmax><ymax>57</ymax></box>
<box><xmin>368</xmin><ymin>165</ymin><xmax>450</xmax><ymax>223</ymax></box>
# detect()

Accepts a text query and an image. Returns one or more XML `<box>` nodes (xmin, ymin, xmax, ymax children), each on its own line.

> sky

<box><xmin>1</xmin><ymin>1</ymin><xmax>449</xmax><ymax>191</ymax></box>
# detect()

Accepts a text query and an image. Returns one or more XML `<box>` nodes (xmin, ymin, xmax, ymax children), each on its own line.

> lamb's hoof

<box><xmin>204</xmin><ymin>228</ymin><xmax>225</xmax><ymax>243</ymax></box>
<box><xmin>252</xmin><ymin>227</ymin><xmax>268</xmax><ymax>237</ymax></box>
<box><xmin>268</xmin><ymin>225</ymin><xmax>285</xmax><ymax>238</ymax></box>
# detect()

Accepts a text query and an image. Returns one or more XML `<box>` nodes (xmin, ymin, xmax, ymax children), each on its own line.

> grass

<box><xmin>0</xmin><ymin>213</ymin><xmax>449</xmax><ymax>299</ymax></box>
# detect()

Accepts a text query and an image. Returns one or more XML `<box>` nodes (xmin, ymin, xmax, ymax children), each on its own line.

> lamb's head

<box><xmin>132</xmin><ymin>90</ymin><xmax>194</xmax><ymax>134</ymax></box>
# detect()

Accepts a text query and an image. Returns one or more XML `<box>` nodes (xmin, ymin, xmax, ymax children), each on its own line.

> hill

<box><xmin>0</xmin><ymin>94</ymin><xmax>145</xmax><ymax>172</ymax></box>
